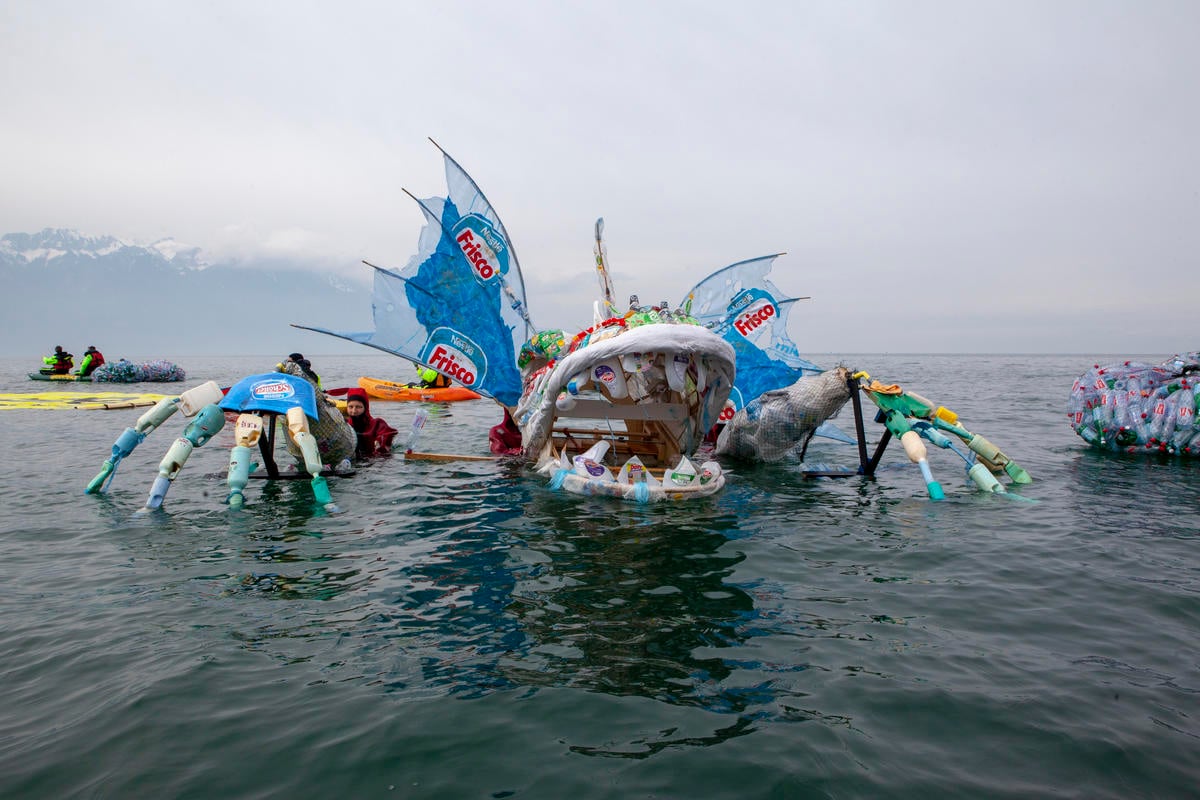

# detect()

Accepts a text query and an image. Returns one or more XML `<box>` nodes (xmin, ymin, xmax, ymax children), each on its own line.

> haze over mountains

<box><xmin>0</xmin><ymin>228</ymin><xmax>373</xmax><ymax>359</ymax></box>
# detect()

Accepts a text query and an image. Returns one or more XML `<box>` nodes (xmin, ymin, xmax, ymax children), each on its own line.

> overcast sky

<box><xmin>3</xmin><ymin>0</ymin><xmax>1198</xmax><ymax>353</ymax></box>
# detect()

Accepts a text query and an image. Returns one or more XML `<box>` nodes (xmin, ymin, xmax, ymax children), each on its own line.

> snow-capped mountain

<box><xmin>0</xmin><ymin>228</ymin><xmax>369</xmax><ymax>357</ymax></box>
<box><xmin>0</xmin><ymin>228</ymin><xmax>208</xmax><ymax>273</ymax></box>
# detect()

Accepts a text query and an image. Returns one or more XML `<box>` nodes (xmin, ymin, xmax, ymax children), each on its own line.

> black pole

<box><xmin>848</xmin><ymin>372</ymin><xmax>871</xmax><ymax>474</ymax></box>
<box><xmin>864</xmin><ymin>428</ymin><xmax>892</xmax><ymax>477</ymax></box>
<box><xmin>259</xmin><ymin>413</ymin><xmax>280</xmax><ymax>479</ymax></box>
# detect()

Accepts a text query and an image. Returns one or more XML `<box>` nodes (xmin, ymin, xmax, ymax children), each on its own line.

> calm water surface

<box><xmin>0</xmin><ymin>353</ymin><xmax>1196</xmax><ymax>799</ymax></box>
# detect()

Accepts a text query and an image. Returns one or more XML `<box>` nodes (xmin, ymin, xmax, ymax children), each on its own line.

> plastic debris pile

<box><xmin>715</xmin><ymin>367</ymin><xmax>853</xmax><ymax>462</ymax></box>
<box><xmin>93</xmin><ymin>359</ymin><xmax>186</xmax><ymax>383</ymax></box>
<box><xmin>1068</xmin><ymin>351</ymin><xmax>1200</xmax><ymax>454</ymax></box>
<box><xmin>543</xmin><ymin>440</ymin><xmax>724</xmax><ymax>503</ymax></box>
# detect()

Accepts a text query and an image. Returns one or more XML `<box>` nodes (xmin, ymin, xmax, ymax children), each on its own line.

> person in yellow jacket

<box><xmin>43</xmin><ymin>345</ymin><xmax>74</xmax><ymax>375</ymax></box>
<box><xmin>415</xmin><ymin>365</ymin><xmax>450</xmax><ymax>389</ymax></box>
<box><xmin>77</xmin><ymin>345</ymin><xmax>105</xmax><ymax>376</ymax></box>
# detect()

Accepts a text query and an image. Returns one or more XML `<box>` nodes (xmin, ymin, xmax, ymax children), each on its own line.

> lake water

<box><xmin>0</xmin><ymin>353</ymin><xmax>1196</xmax><ymax>799</ymax></box>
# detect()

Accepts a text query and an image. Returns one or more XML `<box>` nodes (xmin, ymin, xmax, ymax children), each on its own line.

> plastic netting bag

<box><xmin>93</xmin><ymin>359</ymin><xmax>186</xmax><ymax>383</ymax></box>
<box><xmin>1067</xmin><ymin>351</ymin><xmax>1200</xmax><ymax>453</ymax></box>
<box><xmin>716</xmin><ymin>367</ymin><xmax>852</xmax><ymax>462</ymax></box>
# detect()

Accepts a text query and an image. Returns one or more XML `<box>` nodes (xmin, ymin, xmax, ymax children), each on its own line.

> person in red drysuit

<box><xmin>344</xmin><ymin>388</ymin><xmax>398</xmax><ymax>458</ymax></box>
<box><xmin>488</xmin><ymin>408</ymin><xmax>523</xmax><ymax>456</ymax></box>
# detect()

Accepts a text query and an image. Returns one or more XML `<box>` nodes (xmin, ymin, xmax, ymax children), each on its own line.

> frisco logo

<box><xmin>733</xmin><ymin>298</ymin><xmax>777</xmax><ymax>337</ymax></box>
<box><xmin>250</xmin><ymin>380</ymin><xmax>295</xmax><ymax>400</ymax></box>
<box><xmin>594</xmin><ymin>364</ymin><xmax>619</xmax><ymax>384</ymax></box>
<box><xmin>453</xmin><ymin>214</ymin><xmax>507</xmax><ymax>283</ymax></box>
<box><xmin>420</xmin><ymin>328</ymin><xmax>486</xmax><ymax>388</ymax></box>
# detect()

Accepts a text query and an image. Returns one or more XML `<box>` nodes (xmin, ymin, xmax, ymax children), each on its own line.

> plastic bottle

<box><xmin>1111</xmin><ymin>387</ymin><xmax>1132</xmax><ymax>429</ymax></box>
<box><xmin>665</xmin><ymin>352</ymin><xmax>689</xmax><ymax>392</ymax></box>
<box><xmin>1074</xmin><ymin>423</ymin><xmax>1101</xmax><ymax>446</ymax></box>
<box><xmin>591</xmin><ymin>360</ymin><xmax>628</xmax><ymax>399</ymax></box>
<box><xmin>616</xmin><ymin>455</ymin><xmax>659</xmax><ymax>486</ymax></box>
<box><xmin>697</xmin><ymin>461</ymin><xmax>723</xmax><ymax>486</ymax></box>
<box><xmin>663</xmin><ymin>455</ymin><xmax>698</xmax><ymax>487</ymax></box>
<box><xmin>1169</xmin><ymin>399</ymin><xmax>1196</xmax><ymax>452</ymax></box>
<box><xmin>573</xmin><ymin>440</ymin><xmax>613</xmax><ymax>481</ymax></box>
<box><xmin>1113</xmin><ymin>426</ymin><xmax>1139</xmax><ymax>448</ymax></box>
<box><xmin>1146</xmin><ymin>386</ymin><xmax>1177</xmax><ymax>444</ymax></box>
<box><xmin>620</xmin><ymin>352</ymin><xmax>650</xmax><ymax>373</ymax></box>
<box><xmin>694</xmin><ymin>358</ymin><xmax>708</xmax><ymax>394</ymax></box>
<box><xmin>1066</xmin><ymin>385</ymin><xmax>1086</xmax><ymax>419</ymax></box>
<box><xmin>1163</xmin><ymin>384</ymin><xmax>1194</xmax><ymax>451</ymax></box>
<box><xmin>1120</xmin><ymin>376</ymin><xmax>1145</xmax><ymax>430</ymax></box>
<box><xmin>177</xmin><ymin>380</ymin><xmax>224</xmax><ymax>416</ymax></box>
<box><xmin>1090</xmin><ymin>393</ymin><xmax>1113</xmax><ymax>434</ymax></box>
<box><xmin>566</xmin><ymin>371</ymin><xmax>591</xmax><ymax>395</ymax></box>
<box><xmin>405</xmin><ymin>408</ymin><xmax>429</xmax><ymax>450</ymax></box>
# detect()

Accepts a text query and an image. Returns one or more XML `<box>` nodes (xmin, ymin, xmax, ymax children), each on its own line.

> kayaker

<box><xmin>415</xmin><ymin>365</ymin><xmax>450</xmax><ymax>389</ymax></box>
<box><xmin>77</xmin><ymin>345</ymin><xmax>105</xmax><ymax>376</ymax></box>
<box><xmin>344</xmin><ymin>388</ymin><xmax>398</xmax><ymax>458</ymax></box>
<box><xmin>488</xmin><ymin>408</ymin><xmax>523</xmax><ymax>456</ymax></box>
<box><xmin>43</xmin><ymin>345</ymin><xmax>74</xmax><ymax>375</ymax></box>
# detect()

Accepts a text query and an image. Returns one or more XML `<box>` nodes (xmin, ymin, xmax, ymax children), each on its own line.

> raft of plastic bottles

<box><xmin>1068</xmin><ymin>352</ymin><xmax>1200</xmax><ymax>454</ymax></box>
<box><xmin>92</xmin><ymin>359</ymin><xmax>186</xmax><ymax>383</ymax></box>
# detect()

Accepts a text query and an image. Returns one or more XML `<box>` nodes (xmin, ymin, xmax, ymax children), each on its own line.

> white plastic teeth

<box><xmin>663</xmin><ymin>455</ymin><xmax>697</xmax><ymax>487</ymax></box>
<box><xmin>665</xmin><ymin>353</ymin><xmax>689</xmax><ymax>392</ymax></box>
<box><xmin>572</xmin><ymin>440</ymin><xmax>614</xmax><ymax>481</ymax></box>
<box><xmin>616</xmin><ymin>455</ymin><xmax>660</xmax><ymax>486</ymax></box>
<box><xmin>591</xmin><ymin>359</ymin><xmax>628</xmax><ymax>399</ymax></box>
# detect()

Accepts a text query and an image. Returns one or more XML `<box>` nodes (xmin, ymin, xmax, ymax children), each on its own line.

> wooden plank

<box><xmin>550</xmin><ymin>426</ymin><xmax>674</xmax><ymax>466</ymax></box>
<box><xmin>71</xmin><ymin>400</ymin><xmax>161</xmax><ymax>410</ymax></box>
<box><xmin>404</xmin><ymin>450</ymin><xmax>498</xmax><ymax>462</ymax></box>
<box><xmin>553</xmin><ymin>398</ymin><xmax>687</xmax><ymax>422</ymax></box>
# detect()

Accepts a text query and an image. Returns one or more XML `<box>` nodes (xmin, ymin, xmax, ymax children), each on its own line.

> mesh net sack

<box><xmin>93</xmin><ymin>359</ymin><xmax>186</xmax><ymax>383</ymax></box>
<box><xmin>1067</xmin><ymin>351</ymin><xmax>1200</xmax><ymax>454</ymax></box>
<box><xmin>716</xmin><ymin>367</ymin><xmax>852</xmax><ymax>462</ymax></box>
<box><xmin>276</xmin><ymin>361</ymin><xmax>357</xmax><ymax>467</ymax></box>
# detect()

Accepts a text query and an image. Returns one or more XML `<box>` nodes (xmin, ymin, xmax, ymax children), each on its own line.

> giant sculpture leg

<box><xmin>142</xmin><ymin>403</ymin><xmax>226</xmax><ymax>511</ymax></box>
<box><xmin>285</xmin><ymin>407</ymin><xmax>338</xmax><ymax>511</ymax></box>
<box><xmin>883</xmin><ymin>410</ymin><xmax>944</xmax><ymax>501</ymax></box>
<box><xmin>226</xmin><ymin>413</ymin><xmax>264</xmax><ymax>508</ymax></box>
<box><xmin>931</xmin><ymin>408</ymin><xmax>1032</xmax><ymax>484</ymax></box>
<box><xmin>85</xmin><ymin>381</ymin><xmax>224</xmax><ymax>494</ymax></box>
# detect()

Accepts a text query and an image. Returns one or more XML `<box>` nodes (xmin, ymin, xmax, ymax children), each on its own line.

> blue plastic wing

<box><xmin>682</xmin><ymin>255</ymin><xmax>821</xmax><ymax>409</ymax></box>
<box><xmin>293</xmin><ymin>142</ymin><xmax>530</xmax><ymax>408</ymax></box>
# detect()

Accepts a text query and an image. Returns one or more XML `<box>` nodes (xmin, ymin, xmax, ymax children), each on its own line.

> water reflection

<box><xmin>1066</xmin><ymin>448</ymin><xmax>1200</xmax><ymax>539</ymax></box>
<box><xmin>503</xmin><ymin>497</ymin><xmax>754</xmax><ymax>712</ymax></box>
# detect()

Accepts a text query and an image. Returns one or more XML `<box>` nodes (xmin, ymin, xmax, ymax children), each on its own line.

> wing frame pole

<box><xmin>593</xmin><ymin>217</ymin><xmax>617</xmax><ymax>315</ymax></box>
<box><xmin>425</xmin><ymin>138</ymin><xmax>537</xmax><ymax>339</ymax></box>
<box><xmin>401</xmin><ymin>188</ymin><xmax>536</xmax><ymax>333</ymax></box>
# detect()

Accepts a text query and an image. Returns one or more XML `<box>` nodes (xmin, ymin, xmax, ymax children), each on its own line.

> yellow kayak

<box><xmin>356</xmin><ymin>376</ymin><xmax>483</xmax><ymax>402</ymax></box>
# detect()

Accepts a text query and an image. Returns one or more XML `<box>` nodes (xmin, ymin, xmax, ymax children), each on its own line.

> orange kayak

<box><xmin>356</xmin><ymin>376</ymin><xmax>483</xmax><ymax>402</ymax></box>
